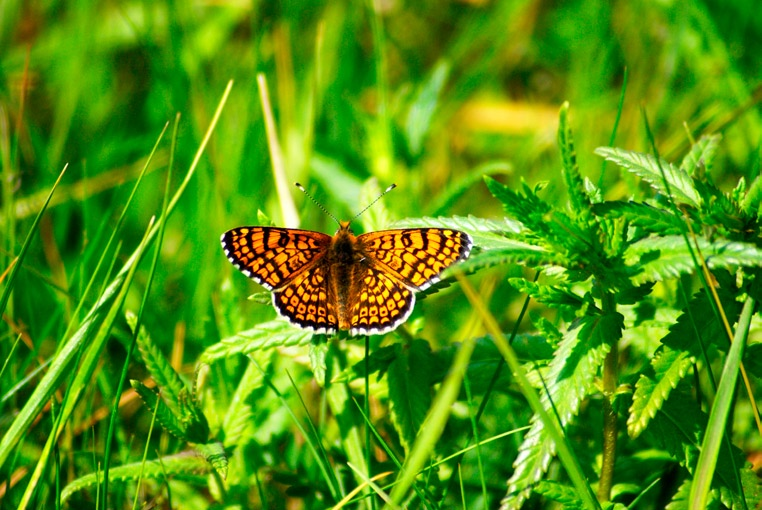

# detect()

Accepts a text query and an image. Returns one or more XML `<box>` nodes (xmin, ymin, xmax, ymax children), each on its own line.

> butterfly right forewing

<box><xmin>358</xmin><ymin>228</ymin><xmax>472</xmax><ymax>291</ymax></box>
<box><xmin>220</xmin><ymin>227</ymin><xmax>332</xmax><ymax>290</ymax></box>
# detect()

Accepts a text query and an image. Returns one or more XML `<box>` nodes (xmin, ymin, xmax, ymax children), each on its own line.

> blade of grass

<box><xmin>0</xmin><ymin>163</ymin><xmax>67</xmax><ymax>317</ymax></box>
<box><xmin>689</xmin><ymin>296</ymin><xmax>754</xmax><ymax>509</ymax></box>
<box><xmin>102</xmin><ymin>113</ymin><xmax>179</xmax><ymax>508</ymax></box>
<box><xmin>258</xmin><ymin>73</ymin><xmax>299</xmax><ymax>228</ymax></box>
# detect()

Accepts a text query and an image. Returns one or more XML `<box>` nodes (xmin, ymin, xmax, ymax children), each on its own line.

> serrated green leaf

<box><xmin>595</xmin><ymin>147</ymin><xmax>701</xmax><ymax>208</ymax></box>
<box><xmin>221</xmin><ymin>361</ymin><xmax>263</xmax><ymax>448</ymax></box>
<box><xmin>348</xmin><ymin>343</ymin><xmax>399</xmax><ymax>381</ymax></box>
<box><xmin>503</xmin><ymin>312</ymin><xmax>621</xmax><ymax>507</ymax></box>
<box><xmin>130</xmin><ymin>380</ymin><xmax>187</xmax><ymax>439</ymax></box>
<box><xmin>392</xmin><ymin>214</ymin><xmax>523</xmax><ymax>251</ymax></box>
<box><xmin>61</xmin><ymin>452</ymin><xmax>210</xmax><ymax>503</ymax></box>
<box><xmin>508</xmin><ymin>278</ymin><xmax>586</xmax><ymax>309</ymax></box>
<box><xmin>558</xmin><ymin>102</ymin><xmax>588</xmax><ymax>217</ymax></box>
<box><xmin>628</xmin><ymin>281</ymin><xmax>742</xmax><ymax>437</ymax></box>
<box><xmin>193</xmin><ymin>441</ymin><xmax>228</xmax><ymax>479</ymax></box>
<box><xmin>627</xmin><ymin>349</ymin><xmax>694</xmax><ymax>438</ymax></box>
<box><xmin>534</xmin><ymin>480</ymin><xmax>584</xmax><ymax>509</ymax></box>
<box><xmin>178</xmin><ymin>389</ymin><xmax>210</xmax><ymax>444</ymax></box>
<box><xmin>128</xmin><ymin>312</ymin><xmax>186</xmax><ymax>417</ymax></box>
<box><xmin>680</xmin><ymin>135</ymin><xmax>721</xmax><ymax>177</ymax></box>
<box><xmin>592</xmin><ymin>201</ymin><xmax>684</xmax><ymax>236</ymax></box>
<box><xmin>625</xmin><ymin>235</ymin><xmax>762</xmax><ymax>285</ymax></box>
<box><xmin>309</xmin><ymin>341</ymin><xmax>329</xmax><ymax>386</ymax></box>
<box><xmin>457</xmin><ymin>246</ymin><xmax>559</xmax><ymax>274</ymax></box>
<box><xmin>740</xmin><ymin>175</ymin><xmax>762</xmax><ymax>216</ymax></box>
<box><xmin>388</xmin><ymin>339</ymin><xmax>434</xmax><ymax>454</ymax></box>
<box><xmin>200</xmin><ymin>319</ymin><xmax>315</xmax><ymax>363</ymax></box>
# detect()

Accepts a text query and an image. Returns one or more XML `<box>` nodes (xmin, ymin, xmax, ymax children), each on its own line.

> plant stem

<box><xmin>598</xmin><ymin>291</ymin><xmax>618</xmax><ymax>501</ymax></box>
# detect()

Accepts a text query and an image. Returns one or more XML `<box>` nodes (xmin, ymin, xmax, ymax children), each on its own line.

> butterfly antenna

<box><xmin>350</xmin><ymin>183</ymin><xmax>397</xmax><ymax>223</ymax></box>
<box><xmin>295</xmin><ymin>183</ymin><xmax>341</xmax><ymax>226</ymax></box>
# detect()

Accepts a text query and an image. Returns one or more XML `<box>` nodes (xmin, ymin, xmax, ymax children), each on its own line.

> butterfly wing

<box><xmin>220</xmin><ymin>227</ymin><xmax>332</xmax><ymax>290</ymax></box>
<box><xmin>272</xmin><ymin>263</ymin><xmax>339</xmax><ymax>334</ymax></box>
<box><xmin>357</xmin><ymin>228</ymin><xmax>473</xmax><ymax>291</ymax></box>
<box><xmin>347</xmin><ymin>265</ymin><xmax>415</xmax><ymax>336</ymax></box>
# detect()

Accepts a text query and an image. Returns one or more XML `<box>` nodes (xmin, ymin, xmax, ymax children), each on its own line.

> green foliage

<box><xmin>387</xmin><ymin>339</ymin><xmax>434</xmax><ymax>453</ymax></box>
<box><xmin>3</xmin><ymin>3</ymin><xmax>762</xmax><ymax>509</ymax></box>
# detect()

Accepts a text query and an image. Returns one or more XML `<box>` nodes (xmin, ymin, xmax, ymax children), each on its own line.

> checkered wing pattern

<box><xmin>358</xmin><ymin>228</ymin><xmax>473</xmax><ymax>291</ymax></box>
<box><xmin>220</xmin><ymin>227</ymin><xmax>332</xmax><ymax>290</ymax></box>
<box><xmin>348</xmin><ymin>266</ymin><xmax>414</xmax><ymax>336</ymax></box>
<box><xmin>272</xmin><ymin>263</ymin><xmax>339</xmax><ymax>334</ymax></box>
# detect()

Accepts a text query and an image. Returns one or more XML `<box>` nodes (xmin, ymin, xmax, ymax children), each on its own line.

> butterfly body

<box><xmin>221</xmin><ymin>220</ymin><xmax>472</xmax><ymax>336</ymax></box>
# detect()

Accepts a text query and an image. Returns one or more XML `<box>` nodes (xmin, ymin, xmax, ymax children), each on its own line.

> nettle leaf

<box><xmin>485</xmin><ymin>176</ymin><xmax>593</xmax><ymax>258</ymax></box>
<box><xmin>680</xmin><ymin>134</ymin><xmax>721</xmax><ymax>177</ymax></box>
<box><xmin>387</xmin><ymin>339</ymin><xmax>434</xmax><ymax>453</ymax></box>
<box><xmin>629</xmin><ymin>279</ymin><xmax>742</xmax><ymax>437</ymax></box>
<box><xmin>508</xmin><ymin>278</ymin><xmax>586</xmax><ymax>309</ymax></box>
<box><xmin>558</xmin><ymin>102</ymin><xmax>589</xmax><ymax>218</ymax></box>
<box><xmin>595</xmin><ymin>147</ymin><xmax>701</xmax><ymax>208</ymax></box>
<box><xmin>627</xmin><ymin>349</ymin><xmax>693</xmax><ymax>438</ymax></box>
<box><xmin>128</xmin><ymin>312</ymin><xmax>186</xmax><ymax>417</ymax></box>
<box><xmin>309</xmin><ymin>341</ymin><xmax>329</xmax><ymax>386</ymax></box>
<box><xmin>695</xmin><ymin>180</ymin><xmax>746</xmax><ymax>234</ymax></box>
<box><xmin>178</xmin><ymin>388</ymin><xmax>210</xmax><ymax>444</ymax></box>
<box><xmin>741</xmin><ymin>175</ymin><xmax>762</xmax><ymax>216</ymax></box>
<box><xmin>592</xmin><ymin>201</ymin><xmax>684</xmax><ymax>236</ymax></box>
<box><xmin>503</xmin><ymin>312</ymin><xmax>622</xmax><ymax>507</ymax></box>
<box><xmin>534</xmin><ymin>480</ymin><xmax>584</xmax><ymax>509</ymax></box>
<box><xmin>392</xmin><ymin>214</ymin><xmax>523</xmax><ymax>251</ymax></box>
<box><xmin>457</xmin><ymin>246</ymin><xmax>560</xmax><ymax>274</ymax></box>
<box><xmin>625</xmin><ymin>235</ymin><xmax>762</xmax><ymax>285</ymax></box>
<box><xmin>347</xmin><ymin>344</ymin><xmax>400</xmax><ymax>381</ymax></box>
<box><xmin>193</xmin><ymin>441</ymin><xmax>228</xmax><ymax>479</ymax></box>
<box><xmin>61</xmin><ymin>451</ymin><xmax>210</xmax><ymax>503</ymax></box>
<box><xmin>647</xmin><ymin>383</ymin><xmax>755</xmax><ymax>510</ymax></box>
<box><xmin>200</xmin><ymin>319</ymin><xmax>314</xmax><ymax>363</ymax></box>
<box><xmin>222</xmin><ymin>361</ymin><xmax>264</xmax><ymax>448</ymax></box>
<box><xmin>130</xmin><ymin>380</ymin><xmax>187</xmax><ymax>439</ymax></box>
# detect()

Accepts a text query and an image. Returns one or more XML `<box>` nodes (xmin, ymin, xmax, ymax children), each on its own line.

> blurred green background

<box><xmin>2</xmin><ymin>0</ymin><xmax>761</xmax><ymax>507</ymax></box>
<box><xmin>3</xmin><ymin>0</ymin><xmax>760</xmax><ymax>348</ymax></box>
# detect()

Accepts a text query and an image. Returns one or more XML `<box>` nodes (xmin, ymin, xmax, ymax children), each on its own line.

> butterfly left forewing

<box><xmin>221</xmin><ymin>227</ymin><xmax>332</xmax><ymax>290</ymax></box>
<box><xmin>358</xmin><ymin>228</ymin><xmax>472</xmax><ymax>291</ymax></box>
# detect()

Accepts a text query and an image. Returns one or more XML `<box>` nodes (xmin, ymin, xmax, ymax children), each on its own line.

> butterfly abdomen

<box><xmin>327</xmin><ymin>225</ymin><xmax>369</xmax><ymax>330</ymax></box>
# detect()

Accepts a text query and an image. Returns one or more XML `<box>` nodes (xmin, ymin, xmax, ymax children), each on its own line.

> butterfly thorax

<box><xmin>326</xmin><ymin>221</ymin><xmax>371</xmax><ymax>330</ymax></box>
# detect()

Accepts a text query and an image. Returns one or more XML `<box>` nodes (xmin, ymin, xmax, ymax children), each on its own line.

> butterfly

<box><xmin>221</xmin><ymin>185</ymin><xmax>472</xmax><ymax>336</ymax></box>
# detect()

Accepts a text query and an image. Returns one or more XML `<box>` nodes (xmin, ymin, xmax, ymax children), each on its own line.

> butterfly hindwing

<box><xmin>348</xmin><ymin>265</ymin><xmax>414</xmax><ymax>336</ymax></box>
<box><xmin>272</xmin><ymin>263</ymin><xmax>339</xmax><ymax>334</ymax></box>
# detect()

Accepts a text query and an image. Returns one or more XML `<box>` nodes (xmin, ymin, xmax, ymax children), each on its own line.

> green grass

<box><xmin>2</xmin><ymin>1</ymin><xmax>762</xmax><ymax>509</ymax></box>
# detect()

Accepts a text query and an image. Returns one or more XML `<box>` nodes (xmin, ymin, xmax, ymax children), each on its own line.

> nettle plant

<box><xmin>472</xmin><ymin>104</ymin><xmax>762</xmax><ymax>508</ymax></box>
